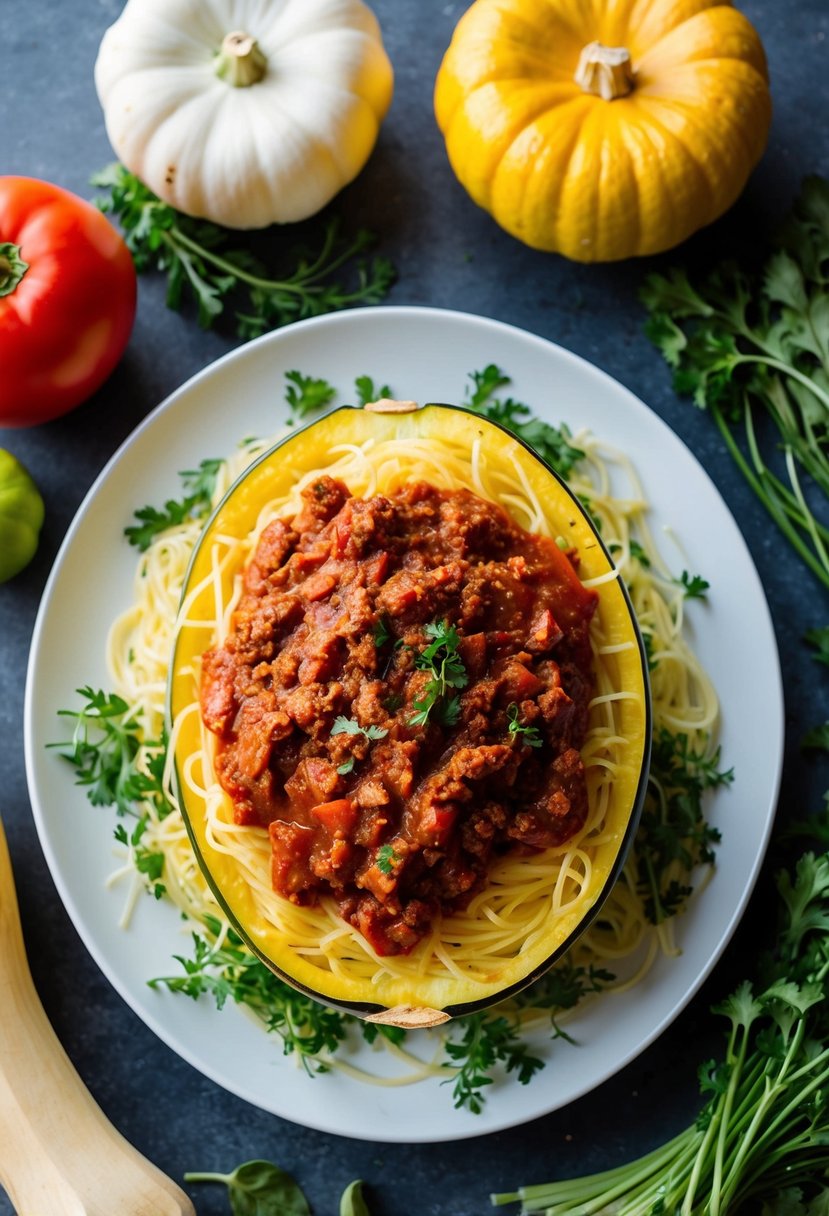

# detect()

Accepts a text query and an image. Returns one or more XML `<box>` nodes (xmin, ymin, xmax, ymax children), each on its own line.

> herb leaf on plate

<box><xmin>463</xmin><ymin>363</ymin><xmax>585</xmax><ymax>479</ymax></box>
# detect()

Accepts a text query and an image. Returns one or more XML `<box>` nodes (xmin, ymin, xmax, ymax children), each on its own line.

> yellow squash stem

<box><xmin>573</xmin><ymin>42</ymin><xmax>634</xmax><ymax>100</ymax></box>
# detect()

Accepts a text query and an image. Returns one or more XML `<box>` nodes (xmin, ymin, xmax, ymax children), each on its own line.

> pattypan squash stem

<box><xmin>0</xmin><ymin>243</ymin><xmax>29</xmax><ymax>297</ymax></box>
<box><xmin>574</xmin><ymin>42</ymin><xmax>634</xmax><ymax>100</ymax></box>
<box><xmin>214</xmin><ymin>30</ymin><xmax>267</xmax><ymax>88</ymax></box>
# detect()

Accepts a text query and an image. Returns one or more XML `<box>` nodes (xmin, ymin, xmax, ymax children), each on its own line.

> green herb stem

<box><xmin>497</xmin><ymin>848</ymin><xmax>829</xmax><ymax>1214</ymax></box>
<box><xmin>162</xmin><ymin>225</ymin><xmax>363</xmax><ymax>299</ymax></box>
<box><xmin>734</xmin><ymin>353</ymin><xmax>829</xmax><ymax>415</ymax></box>
<box><xmin>710</xmin><ymin>401</ymin><xmax>829</xmax><ymax>589</ymax></box>
<box><xmin>492</xmin><ymin>1128</ymin><xmax>698</xmax><ymax>1213</ymax></box>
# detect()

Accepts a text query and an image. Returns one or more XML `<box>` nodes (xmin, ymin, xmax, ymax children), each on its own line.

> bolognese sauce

<box><xmin>199</xmin><ymin>476</ymin><xmax>598</xmax><ymax>957</ymax></box>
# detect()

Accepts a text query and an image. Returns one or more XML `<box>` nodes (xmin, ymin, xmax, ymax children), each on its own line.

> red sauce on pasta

<box><xmin>200</xmin><ymin>477</ymin><xmax>597</xmax><ymax>956</ymax></box>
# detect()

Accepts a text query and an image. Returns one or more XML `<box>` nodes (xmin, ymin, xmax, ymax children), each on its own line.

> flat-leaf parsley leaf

<box><xmin>93</xmin><ymin>163</ymin><xmax>396</xmax><ymax>339</ymax></box>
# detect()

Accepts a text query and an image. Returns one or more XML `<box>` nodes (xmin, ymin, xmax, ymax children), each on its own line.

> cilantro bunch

<box><xmin>642</xmin><ymin>176</ymin><xmax>829</xmax><ymax>590</ymax></box>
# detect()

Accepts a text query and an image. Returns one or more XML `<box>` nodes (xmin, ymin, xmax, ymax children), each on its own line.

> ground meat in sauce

<box><xmin>199</xmin><ymin>476</ymin><xmax>598</xmax><ymax>957</ymax></box>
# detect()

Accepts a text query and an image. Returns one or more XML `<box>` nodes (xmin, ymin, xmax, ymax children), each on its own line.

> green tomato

<box><xmin>0</xmin><ymin>448</ymin><xmax>44</xmax><ymax>582</ymax></box>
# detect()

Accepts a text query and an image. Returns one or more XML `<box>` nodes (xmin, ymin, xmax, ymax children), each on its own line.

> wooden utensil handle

<box><xmin>0</xmin><ymin>821</ymin><xmax>195</xmax><ymax>1215</ymax></box>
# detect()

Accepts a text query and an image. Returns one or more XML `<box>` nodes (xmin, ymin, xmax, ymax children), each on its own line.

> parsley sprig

<box><xmin>355</xmin><ymin>375</ymin><xmax>392</xmax><ymax>407</ymax></box>
<box><xmin>512</xmin><ymin>959</ymin><xmax>615</xmax><ymax>1042</ymax></box>
<box><xmin>506</xmin><ymin>702</ymin><xmax>543</xmax><ymax>749</ymax></box>
<box><xmin>375</xmin><ymin>844</ymin><xmax>401</xmax><ymax>876</ymax></box>
<box><xmin>464</xmin><ymin>364</ymin><xmax>586</xmax><ymax>479</ymax></box>
<box><xmin>149</xmin><ymin>920</ymin><xmax>349</xmax><ymax>1072</ymax></box>
<box><xmin>676</xmin><ymin>569</ymin><xmax>711</xmax><ymax>600</ymax></box>
<box><xmin>51</xmin><ymin>687</ymin><xmax>170</xmax><ymax>897</ymax></box>
<box><xmin>409</xmin><ymin>620</ymin><xmax>468</xmax><ymax>727</ymax></box>
<box><xmin>124</xmin><ymin>458</ymin><xmax>222</xmax><ymax>551</ymax></box>
<box><xmin>641</xmin><ymin>176</ymin><xmax>829</xmax><ymax>591</ymax></box>
<box><xmin>636</xmin><ymin>728</ymin><xmax>732</xmax><ymax>923</ymax></box>
<box><xmin>284</xmin><ymin>370</ymin><xmax>337</xmax><ymax>422</ymax></box>
<box><xmin>444</xmin><ymin>1013</ymin><xmax>544</xmax><ymax>1114</ymax></box>
<box><xmin>93</xmin><ymin>163</ymin><xmax>396</xmax><ymax>338</ymax></box>
<box><xmin>52</xmin><ymin>686</ymin><xmax>164</xmax><ymax>816</ymax></box>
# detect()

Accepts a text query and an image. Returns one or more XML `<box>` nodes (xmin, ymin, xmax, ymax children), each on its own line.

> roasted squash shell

<box><xmin>168</xmin><ymin>402</ymin><xmax>651</xmax><ymax>1025</ymax></box>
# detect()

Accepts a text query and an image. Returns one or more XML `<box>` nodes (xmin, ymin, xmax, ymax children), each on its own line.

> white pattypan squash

<box><xmin>95</xmin><ymin>0</ymin><xmax>394</xmax><ymax>229</ymax></box>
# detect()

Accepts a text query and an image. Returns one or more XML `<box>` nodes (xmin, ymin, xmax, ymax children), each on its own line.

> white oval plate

<box><xmin>24</xmin><ymin>306</ymin><xmax>783</xmax><ymax>1143</ymax></box>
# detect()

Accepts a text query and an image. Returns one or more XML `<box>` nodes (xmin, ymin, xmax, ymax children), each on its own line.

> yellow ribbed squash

<box><xmin>434</xmin><ymin>0</ymin><xmax>771</xmax><ymax>261</ymax></box>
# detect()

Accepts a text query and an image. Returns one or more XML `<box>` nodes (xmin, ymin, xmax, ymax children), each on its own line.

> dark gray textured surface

<box><xmin>2</xmin><ymin>2</ymin><xmax>828</xmax><ymax>1213</ymax></box>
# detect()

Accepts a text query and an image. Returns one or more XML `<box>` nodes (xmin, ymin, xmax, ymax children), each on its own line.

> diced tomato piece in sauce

<box><xmin>311</xmin><ymin>798</ymin><xmax>358</xmax><ymax>835</ymax></box>
<box><xmin>269</xmin><ymin>821</ymin><xmax>315</xmax><ymax>896</ymax></box>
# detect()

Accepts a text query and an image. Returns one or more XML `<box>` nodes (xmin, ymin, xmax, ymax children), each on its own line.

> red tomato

<box><xmin>0</xmin><ymin>177</ymin><xmax>136</xmax><ymax>427</ymax></box>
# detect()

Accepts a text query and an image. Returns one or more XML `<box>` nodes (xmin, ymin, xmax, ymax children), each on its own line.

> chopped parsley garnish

<box><xmin>676</xmin><ymin>569</ymin><xmax>711</xmax><ymax>600</ymax></box>
<box><xmin>284</xmin><ymin>370</ymin><xmax>337</xmax><ymax>422</ymax></box>
<box><xmin>375</xmin><ymin>844</ymin><xmax>400</xmax><ymax>876</ymax></box>
<box><xmin>409</xmin><ymin>620</ymin><xmax>468</xmax><ymax>727</ymax></box>
<box><xmin>331</xmin><ymin>716</ymin><xmax>388</xmax><ymax>743</ymax></box>
<box><xmin>124</xmin><ymin>457</ymin><xmax>222</xmax><ymax>551</ymax></box>
<box><xmin>464</xmin><ymin>364</ymin><xmax>585</xmax><ymax>480</ymax></box>
<box><xmin>506</xmin><ymin>703</ymin><xmax>543</xmax><ymax>748</ymax></box>
<box><xmin>372</xmin><ymin>616</ymin><xmax>394</xmax><ymax>648</ymax></box>
<box><xmin>355</xmin><ymin>374</ymin><xmax>392</xmax><ymax>406</ymax></box>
